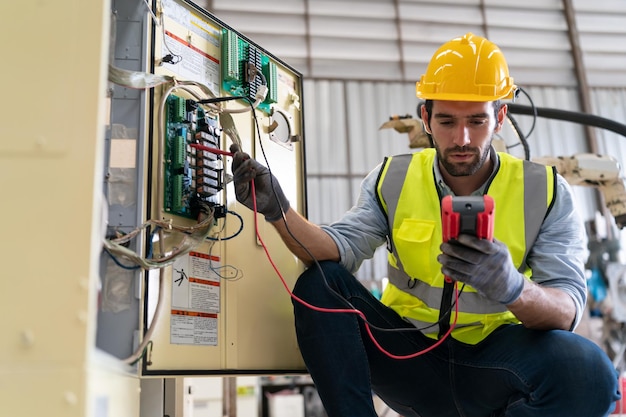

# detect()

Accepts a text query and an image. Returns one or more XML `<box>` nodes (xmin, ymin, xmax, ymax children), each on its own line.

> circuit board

<box><xmin>221</xmin><ymin>28</ymin><xmax>278</xmax><ymax>115</ymax></box>
<box><xmin>163</xmin><ymin>94</ymin><xmax>223</xmax><ymax>219</ymax></box>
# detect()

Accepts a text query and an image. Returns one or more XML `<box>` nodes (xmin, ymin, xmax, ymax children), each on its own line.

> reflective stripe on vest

<box><xmin>376</xmin><ymin>148</ymin><xmax>556</xmax><ymax>344</ymax></box>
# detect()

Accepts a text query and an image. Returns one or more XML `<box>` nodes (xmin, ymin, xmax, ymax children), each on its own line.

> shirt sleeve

<box><xmin>527</xmin><ymin>173</ymin><xmax>589</xmax><ymax>330</ymax></box>
<box><xmin>321</xmin><ymin>164</ymin><xmax>389</xmax><ymax>274</ymax></box>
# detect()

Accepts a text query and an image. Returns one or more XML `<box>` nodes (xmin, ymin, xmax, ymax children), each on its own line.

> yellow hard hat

<box><xmin>415</xmin><ymin>33</ymin><xmax>517</xmax><ymax>101</ymax></box>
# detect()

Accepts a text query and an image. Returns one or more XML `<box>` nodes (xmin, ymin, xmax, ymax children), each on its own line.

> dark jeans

<box><xmin>292</xmin><ymin>261</ymin><xmax>621</xmax><ymax>417</ymax></box>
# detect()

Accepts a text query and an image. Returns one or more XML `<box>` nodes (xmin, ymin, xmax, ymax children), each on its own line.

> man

<box><xmin>231</xmin><ymin>33</ymin><xmax>620</xmax><ymax>416</ymax></box>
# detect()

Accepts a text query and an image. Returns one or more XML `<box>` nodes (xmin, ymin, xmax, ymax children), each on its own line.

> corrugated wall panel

<box><xmin>593</xmin><ymin>89</ymin><xmax>626</xmax><ymax>170</ymax></box>
<box><xmin>306</xmin><ymin>177</ymin><xmax>353</xmax><ymax>226</ymax></box>
<box><xmin>309</xmin><ymin>16</ymin><xmax>398</xmax><ymax>40</ymax></box>
<box><xmin>484</xmin><ymin>0</ymin><xmax>563</xmax><ymax>10</ymax></box>
<box><xmin>576</xmin><ymin>3</ymin><xmax>626</xmax><ymax>88</ymax></box>
<box><xmin>302</xmin><ymin>80</ymin><xmax>349</xmax><ymax>176</ymax></box>
<box><xmin>209</xmin><ymin>0</ymin><xmax>626</xmax><ymax>86</ymax></box>
<box><xmin>209</xmin><ymin>0</ymin><xmax>590</xmax><ymax>86</ymax></box>
<box><xmin>399</xmin><ymin>3</ymin><xmax>485</xmax><ymax>24</ymax></box>
<box><xmin>573</xmin><ymin>0</ymin><xmax>626</xmax><ymax>13</ymax></box>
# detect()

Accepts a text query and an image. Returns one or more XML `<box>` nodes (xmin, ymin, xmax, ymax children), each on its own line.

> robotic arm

<box><xmin>533</xmin><ymin>153</ymin><xmax>626</xmax><ymax>229</ymax></box>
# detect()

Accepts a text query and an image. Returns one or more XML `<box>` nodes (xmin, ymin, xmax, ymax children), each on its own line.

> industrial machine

<box><xmin>100</xmin><ymin>0</ymin><xmax>308</xmax><ymax>378</ymax></box>
<box><xmin>533</xmin><ymin>153</ymin><xmax>626</xmax><ymax>229</ymax></box>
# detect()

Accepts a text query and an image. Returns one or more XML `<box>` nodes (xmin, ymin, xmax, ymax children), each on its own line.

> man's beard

<box><xmin>436</xmin><ymin>143</ymin><xmax>491</xmax><ymax>177</ymax></box>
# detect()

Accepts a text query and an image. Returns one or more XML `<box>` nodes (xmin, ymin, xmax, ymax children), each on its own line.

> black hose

<box><xmin>508</xmin><ymin>104</ymin><xmax>626</xmax><ymax>138</ymax></box>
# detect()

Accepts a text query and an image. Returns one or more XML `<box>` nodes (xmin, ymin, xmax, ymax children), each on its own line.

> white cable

<box><xmin>103</xmin><ymin>214</ymin><xmax>215</xmax><ymax>270</ymax></box>
<box><xmin>122</xmin><ymin>268</ymin><xmax>166</xmax><ymax>365</ymax></box>
<box><xmin>141</xmin><ymin>0</ymin><xmax>159</xmax><ymax>26</ymax></box>
<box><xmin>108</xmin><ymin>64</ymin><xmax>174</xmax><ymax>89</ymax></box>
<box><xmin>223</xmin><ymin>85</ymin><xmax>268</xmax><ymax>114</ymax></box>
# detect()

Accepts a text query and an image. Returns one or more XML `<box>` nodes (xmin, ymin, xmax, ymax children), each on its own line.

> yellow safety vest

<box><xmin>376</xmin><ymin>149</ymin><xmax>556</xmax><ymax>344</ymax></box>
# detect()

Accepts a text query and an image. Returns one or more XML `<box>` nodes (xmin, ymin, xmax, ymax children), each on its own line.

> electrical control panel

<box><xmin>101</xmin><ymin>0</ymin><xmax>307</xmax><ymax>376</ymax></box>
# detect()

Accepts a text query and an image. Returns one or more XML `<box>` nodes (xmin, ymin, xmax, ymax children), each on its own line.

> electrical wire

<box><xmin>103</xmin><ymin>212</ymin><xmax>215</xmax><ymax>270</ymax></box>
<box><xmin>222</xmin><ymin>85</ymin><xmax>268</xmax><ymax>114</ymax></box>
<box><xmin>107</xmin><ymin>35</ymin><xmax>271</xmax><ymax>367</ymax></box>
<box><xmin>155</xmin><ymin>76</ymin><xmax>270</xmax><ymax>226</ymax></box>
<box><xmin>159</xmin><ymin>24</ymin><xmax>182</xmax><ymax>65</ymax></box>
<box><xmin>206</xmin><ymin>238</ymin><xmax>244</xmax><ymax>281</ymax></box>
<box><xmin>517</xmin><ymin>87</ymin><xmax>537</xmax><ymax>139</ymax></box>
<box><xmin>206</xmin><ymin>209</ymin><xmax>244</xmax><ymax>241</ymax></box>
<box><xmin>250</xmin><ymin>180</ymin><xmax>459</xmax><ymax>360</ymax></box>
<box><xmin>503</xmin><ymin>87</ymin><xmax>536</xmax><ymax>160</ymax></box>
<box><xmin>108</xmin><ymin>65</ymin><xmax>174</xmax><ymax>89</ymax></box>
<box><xmin>148</xmin><ymin>0</ymin><xmax>182</xmax><ymax>65</ymax></box>
<box><xmin>119</xmin><ymin>70</ymin><xmax>453</xmax><ymax>365</ymax></box>
<box><xmin>247</xmin><ymin>95</ymin><xmax>460</xmax><ymax>328</ymax></box>
<box><xmin>129</xmin><ymin>340</ymin><xmax>153</xmax><ymax>366</ymax></box>
<box><xmin>123</xmin><ymin>267</ymin><xmax>166</xmax><ymax>365</ymax></box>
<box><xmin>115</xmin><ymin>213</ymin><xmax>216</xmax><ymax>364</ymax></box>
<box><xmin>141</xmin><ymin>0</ymin><xmax>159</xmax><ymax>26</ymax></box>
<box><xmin>242</xmin><ymin>100</ymin><xmax>461</xmax><ymax>359</ymax></box>
<box><xmin>123</xmin><ymin>75</ymin><xmax>265</xmax><ymax>363</ymax></box>
<box><xmin>505</xmin><ymin>113</ymin><xmax>531</xmax><ymax>160</ymax></box>
<box><xmin>106</xmin><ymin>250</ymin><xmax>141</xmax><ymax>270</ymax></box>
<box><xmin>214</xmin><ymin>64</ymin><xmax>268</xmax><ymax>113</ymax></box>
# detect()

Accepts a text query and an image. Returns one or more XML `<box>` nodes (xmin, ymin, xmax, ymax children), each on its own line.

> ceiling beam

<box><xmin>563</xmin><ymin>0</ymin><xmax>598</xmax><ymax>154</ymax></box>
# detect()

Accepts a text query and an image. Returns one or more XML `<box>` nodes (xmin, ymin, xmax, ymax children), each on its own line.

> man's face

<box><xmin>422</xmin><ymin>100</ymin><xmax>505</xmax><ymax>177</ymax></box>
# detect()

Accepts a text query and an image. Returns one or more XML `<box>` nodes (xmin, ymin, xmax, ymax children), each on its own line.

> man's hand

<box><xmin>230</xmin><ymin>144</ymin><xmax>289</xmax><ymax>222</ymax></box>
<box><xmin>438</xmin><ymin>234</ymin><xmax>525</xmax><ymax>305</ymax></box>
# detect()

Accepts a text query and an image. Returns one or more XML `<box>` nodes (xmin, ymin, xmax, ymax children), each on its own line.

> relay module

<box><xmin>163</xmin><ymin>94</ymin><xmax>223</xmax><ymax>219</ymax></box>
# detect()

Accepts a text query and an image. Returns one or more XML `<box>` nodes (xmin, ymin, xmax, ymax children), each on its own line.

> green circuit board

<box><xmin>164</xmin><ymin>94</ymin><xmax>223</xmax><ymax>219</ymax></box>
<box><xmin>221</xmin><ymin>28</ymin><xmax>278</xmax><ymax>114</ymax></box>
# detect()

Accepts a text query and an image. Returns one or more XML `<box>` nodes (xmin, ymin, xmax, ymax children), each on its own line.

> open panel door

<box><xmin>103</xmin><ymin>0</ymin><xmax>307</xmax><ymax>377</ymax></box>
<box><xmin>143</xmin><ymin>0</ymin><xmax>307</xmax><ymax>375</ymax></box>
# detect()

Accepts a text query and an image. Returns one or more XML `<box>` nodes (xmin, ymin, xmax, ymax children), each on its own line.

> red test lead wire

<box><xmin>249</xmin><ymin>180</ymin><xmax>458</xmax><ymax>360</ymax></box>
<box><xmin>190</xmin><ymin>143</ymin><xmax>234</xmax><ymax>157</ymax></box>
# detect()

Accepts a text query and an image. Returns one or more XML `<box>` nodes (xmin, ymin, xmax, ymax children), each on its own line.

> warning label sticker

<box><xmin>171</xmin><ymin>251</ymin><xmax>221</xmax><ymax>346</ymax></box>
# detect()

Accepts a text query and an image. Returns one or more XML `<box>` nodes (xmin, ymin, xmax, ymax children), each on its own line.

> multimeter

<box><xmin>440</xmin><ymin>194</ymin><xmax>495</xmax><ymax>294</ymax></box>
<box><xmin>441</xmin><ymin>195</ymin><xmax>495</xmax><ymax>243</ymax></box>
<box><xmin>437</xmin><ymin>195</ymin><xmax>496</xmax><ymax>338</ymax></box>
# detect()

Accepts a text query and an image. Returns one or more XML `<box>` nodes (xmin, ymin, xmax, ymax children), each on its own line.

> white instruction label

<box><xmin>171</xmin><ymin>251</ymin><xmax>221</xmax><ymax>346</ymax></box>
<box><xmin>160</xmin><ymin>0</ymin><xmax>220</xmax><ymax>94</ymax></box>
<box><xmin>170</xmin><ymin>310</ymin><xmax>218</xmax><ymax>346</ymax></box>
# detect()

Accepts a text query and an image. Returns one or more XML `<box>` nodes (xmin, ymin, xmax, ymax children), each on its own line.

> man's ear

<box><xmin>495</xmin><ymin>103</ymin><xmax>508</xmax><ymax>133</ymax></box>
<box><xmin>420</xmin><ymin>103</ymin><xmax>432</xmax><ymax>134</ymax></box>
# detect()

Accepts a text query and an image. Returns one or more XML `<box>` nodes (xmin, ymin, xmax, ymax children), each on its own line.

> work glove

<box><xmin>229</xmin><ymin>144</ymin><xmax>289</xmax><ymax>222</ymax></box>
<box><xmin>438</xmin><ymin>234</ymin><xmax>525</xmax><ymax>305</ymax></box>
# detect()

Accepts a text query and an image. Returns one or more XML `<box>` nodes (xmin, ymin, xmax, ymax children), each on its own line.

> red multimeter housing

<box><xmin>441</xmin><ymin>195</ymin><xmax>495</xmax><ymax>243</ymax></box>
<box><xmin>441</xmin><ymin>195</ymin><xmax>495</xmax><ymax>283</ymax></box>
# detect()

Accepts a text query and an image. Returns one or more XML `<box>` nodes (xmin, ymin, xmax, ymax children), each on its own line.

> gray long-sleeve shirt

<box><xmin>321</xmin><ymin>150</ymin><xmax>589</xmax><ymax>329</ymax></box>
